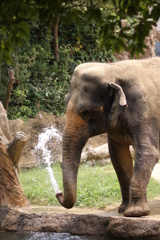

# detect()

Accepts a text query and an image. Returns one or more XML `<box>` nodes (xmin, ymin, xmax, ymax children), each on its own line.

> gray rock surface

<box><xmin>0</xmin><ymin>203</ymin><xmax>160</xmax><ymax>239</ymax></box>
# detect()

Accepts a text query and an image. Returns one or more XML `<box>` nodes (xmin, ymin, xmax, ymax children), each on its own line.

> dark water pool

<box><xmin>1</xmin><ymin>232</ymin><xmax>160</xmax><ymax>240</ymax></box>
<box><xmin>0</xmin><ymin>232</ymin><xmax>109</xmax><ymax>240</ymax></box>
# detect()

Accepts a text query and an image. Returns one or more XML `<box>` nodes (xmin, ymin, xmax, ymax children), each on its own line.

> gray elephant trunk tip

<box><xmin>56</xmin><ymin>192</ymin><xmax>64</xmax><ymax>204</ymax></box>
<box><xmin>56</xmin><ymin>192</ymin><xmax>75</xmax><ymax>209</ymax></box>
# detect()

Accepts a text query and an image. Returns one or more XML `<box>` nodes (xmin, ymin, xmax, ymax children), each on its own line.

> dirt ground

<box><xmin>20</xmin><ymin>197</ymin><xmax>160</xmax><ymax>219</ymax></box>
<box><xmin>8</xmin><ymin>111</ymin><xmax>108</xmax><ymax>168</ymax></box>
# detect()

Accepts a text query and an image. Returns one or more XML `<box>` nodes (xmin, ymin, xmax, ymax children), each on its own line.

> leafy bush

<box><xmin>7</xmin><ymin>35</ymin><xmax>73</xmax><ymax>119</ymax></box>
<box><xmin>1</xmin><ymin>21</ymin><xmax>115</xmax><ymax>120</ymax></box>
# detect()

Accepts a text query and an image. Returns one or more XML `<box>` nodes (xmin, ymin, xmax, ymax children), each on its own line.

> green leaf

<box><xmin>151</xmin><ymin>4</ymin><xmax>160</xmax><ymax>21</ymax></box>
<box><xmin>86</xmin><ymin>7</ymin><xmax>102</xmax><ymax>23</ymax></box>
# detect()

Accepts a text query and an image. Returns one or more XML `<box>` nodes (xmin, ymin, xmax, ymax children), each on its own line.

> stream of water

<box><xmin>35</xmin><ymin>126</ymin><xmax>62</xmax><ymax>195</ymax></box>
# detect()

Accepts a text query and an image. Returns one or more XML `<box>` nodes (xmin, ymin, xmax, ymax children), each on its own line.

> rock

<box><xmin>8</xmin><ymin>112</ymin><xmax>65</xmax><ymax>168</ymax></box>
<box><xmin>0</xmin><ymin>102</ymin><xmax>11</xmax><ymax>141</ymax></box>
<box><xmin>152</xmin><ymin>163</ymin><xmax>160</xmax><ymax>182</ymax></box>
<box><xmin>0</xmin><ymin>206</ymin><xmax>160</xmax><ymax>239</ymax></box>
<box><xmin>8</xmin><ymin>115</ymin><xmax>108</xmax><ymax>168</ymax></box>
<box><xmin>81</xmin><ymin>143</ymin><xmax>110</xmax><ymax>164</ymax></box>
<box><xmin>81</xmin><ymin>143</ymin><xmax>135</xmax><ymax>165</ymax></box>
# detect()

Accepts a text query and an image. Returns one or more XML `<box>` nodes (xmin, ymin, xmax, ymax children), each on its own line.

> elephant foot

<box><xmin>118</xmin><ymin>200</ymin><xmax>129</xmax><ymax>213</ymax></box>
<box><xmin>124</xmin><ymin>198</ymin><xmax>150</xmax><ymax>217</ymax></box>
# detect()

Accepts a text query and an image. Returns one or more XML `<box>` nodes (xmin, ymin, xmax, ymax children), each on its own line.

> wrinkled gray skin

<box><xmin>56</xmin><ymin>57</ymin><xmax>160</xmax><ymax>217</ymax></box>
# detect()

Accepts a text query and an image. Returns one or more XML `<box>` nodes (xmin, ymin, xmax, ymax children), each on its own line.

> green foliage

<box><xmin>0</xmin><ymin>0</ymin><xmax>159</xmax><ymax>119</ymax></box>
<box><xmin>0</xmin><ymin>0</ymin><xmax>37</xmax><ymax>64</ymax></box>
<box><xmin>19</xmin><ymin>163</ymin><xmax>160</xmax><ymax>207</ymax></box>
<box><xmin>1</xmin><ymin>21</ymin><xmax>115</xmax><ymax>119</ymax></box>
<box><xmin>59</xmin><ymin>21</ymin><xmax>115</xmax><ymax>63</ymax></box>
<box><xmin>3</xmin><ymin>27</ymin><xmax>72</xmax><ymax>119</ymax></box>
<box><xmin>0</xmin><ymin>0</ymin><xmax>160</xmax><ymax>64</ymax></box>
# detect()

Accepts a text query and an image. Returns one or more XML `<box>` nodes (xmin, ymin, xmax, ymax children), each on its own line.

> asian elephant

<box><xmin>56</xmin><ymin>57</ymin><xmax>160</xmax><ymax>217</ymax></box>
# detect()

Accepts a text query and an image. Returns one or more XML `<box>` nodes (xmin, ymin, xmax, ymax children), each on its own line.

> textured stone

<box><xmin>0</xmin><ymin>206</ymin><xmax>160</xmax><ymax>239</ymax></box>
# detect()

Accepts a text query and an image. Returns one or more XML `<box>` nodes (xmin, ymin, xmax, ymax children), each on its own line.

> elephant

<box><xmin>56</xmin><ymin>57</ymin><xmax>160</xmax><ymax>217</ymax></box>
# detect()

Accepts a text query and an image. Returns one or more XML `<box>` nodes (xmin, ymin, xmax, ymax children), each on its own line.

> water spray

<box><xmin>35</xmin><ymin>126</ymin><xmax>62</xmax><ymax>195</ymax></box>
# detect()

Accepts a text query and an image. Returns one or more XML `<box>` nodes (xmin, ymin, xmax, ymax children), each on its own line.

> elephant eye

<box><xmin>80</xmin><ymin>109</ymin><xmax>98</xmax><ymax>119</ymax></box>
<box><xmin>80</xmin><ymin>109</ymin><xmax>90</xmax><ymax>118</ymax></box>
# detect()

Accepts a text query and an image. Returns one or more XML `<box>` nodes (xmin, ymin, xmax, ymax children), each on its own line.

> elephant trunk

<box><xmin>56</xmin><ymin>152</ymin><xmax>80</xmax><ymax>208</ymax></box>
<box><xmin>56</xmin><ymin>155</ymin><xmax>80</xmax><ymax>209</ymax></box>
<box><xmin>56</xmin><ymin>110</ymin><xmax>89</xmax><ymax>208</ymax></box>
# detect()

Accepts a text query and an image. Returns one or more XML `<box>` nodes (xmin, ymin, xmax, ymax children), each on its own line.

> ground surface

<box><xmin>21</xmin><ymin>197</ymin><xmax>160</xmax><ymax>218</ymax></box>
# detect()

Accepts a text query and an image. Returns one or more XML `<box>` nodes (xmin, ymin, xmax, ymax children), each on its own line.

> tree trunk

<box><xmin>52</xmin><ymin>15</ymin><xmax>60</xmax><ymax>61</ymax></box>
<box><xmin>0</xmin><ymin>102</ymin><xmax>29</xmax><ymax>207</ymax></box>
<box><xmin>4</xmin><ymin>68</ymin><xmax>15</xmax><ymax>111</ymax></box>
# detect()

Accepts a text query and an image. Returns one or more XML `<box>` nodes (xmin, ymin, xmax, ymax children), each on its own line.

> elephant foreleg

<box><xmin>108</xmin><ymin>135</ymin><xmax>133</xmax><ymax>213</ymax></box>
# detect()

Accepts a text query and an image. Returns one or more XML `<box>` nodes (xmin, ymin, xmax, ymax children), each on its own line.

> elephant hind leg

<box><xmin>124</xmin><ymin>130</ymin><xmax>159</xmax><ymax>217</ymax></box>
<box><xmin>108</xmin><ymin>135</ymin><xmax>133</xmax><ymax>213</ymax></box>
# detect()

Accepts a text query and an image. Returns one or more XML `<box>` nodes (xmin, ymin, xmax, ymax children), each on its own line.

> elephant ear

<box><xmin>108</xmin><ymin>83</ymin><xmax>127</xmax><ymax>127</ymax></box>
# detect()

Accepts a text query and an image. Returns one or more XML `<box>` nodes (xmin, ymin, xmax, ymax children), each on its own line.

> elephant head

<box><xmin>56</xmin><ymin>64</ymin><xmax>127</xmax><ymax>208</ymax></box>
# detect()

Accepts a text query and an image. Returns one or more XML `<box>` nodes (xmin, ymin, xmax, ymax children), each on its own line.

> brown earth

<box><xmin>8</xmin><ymin>111</ymin><xmax>107</xmax><ymax>168</ymax></box>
